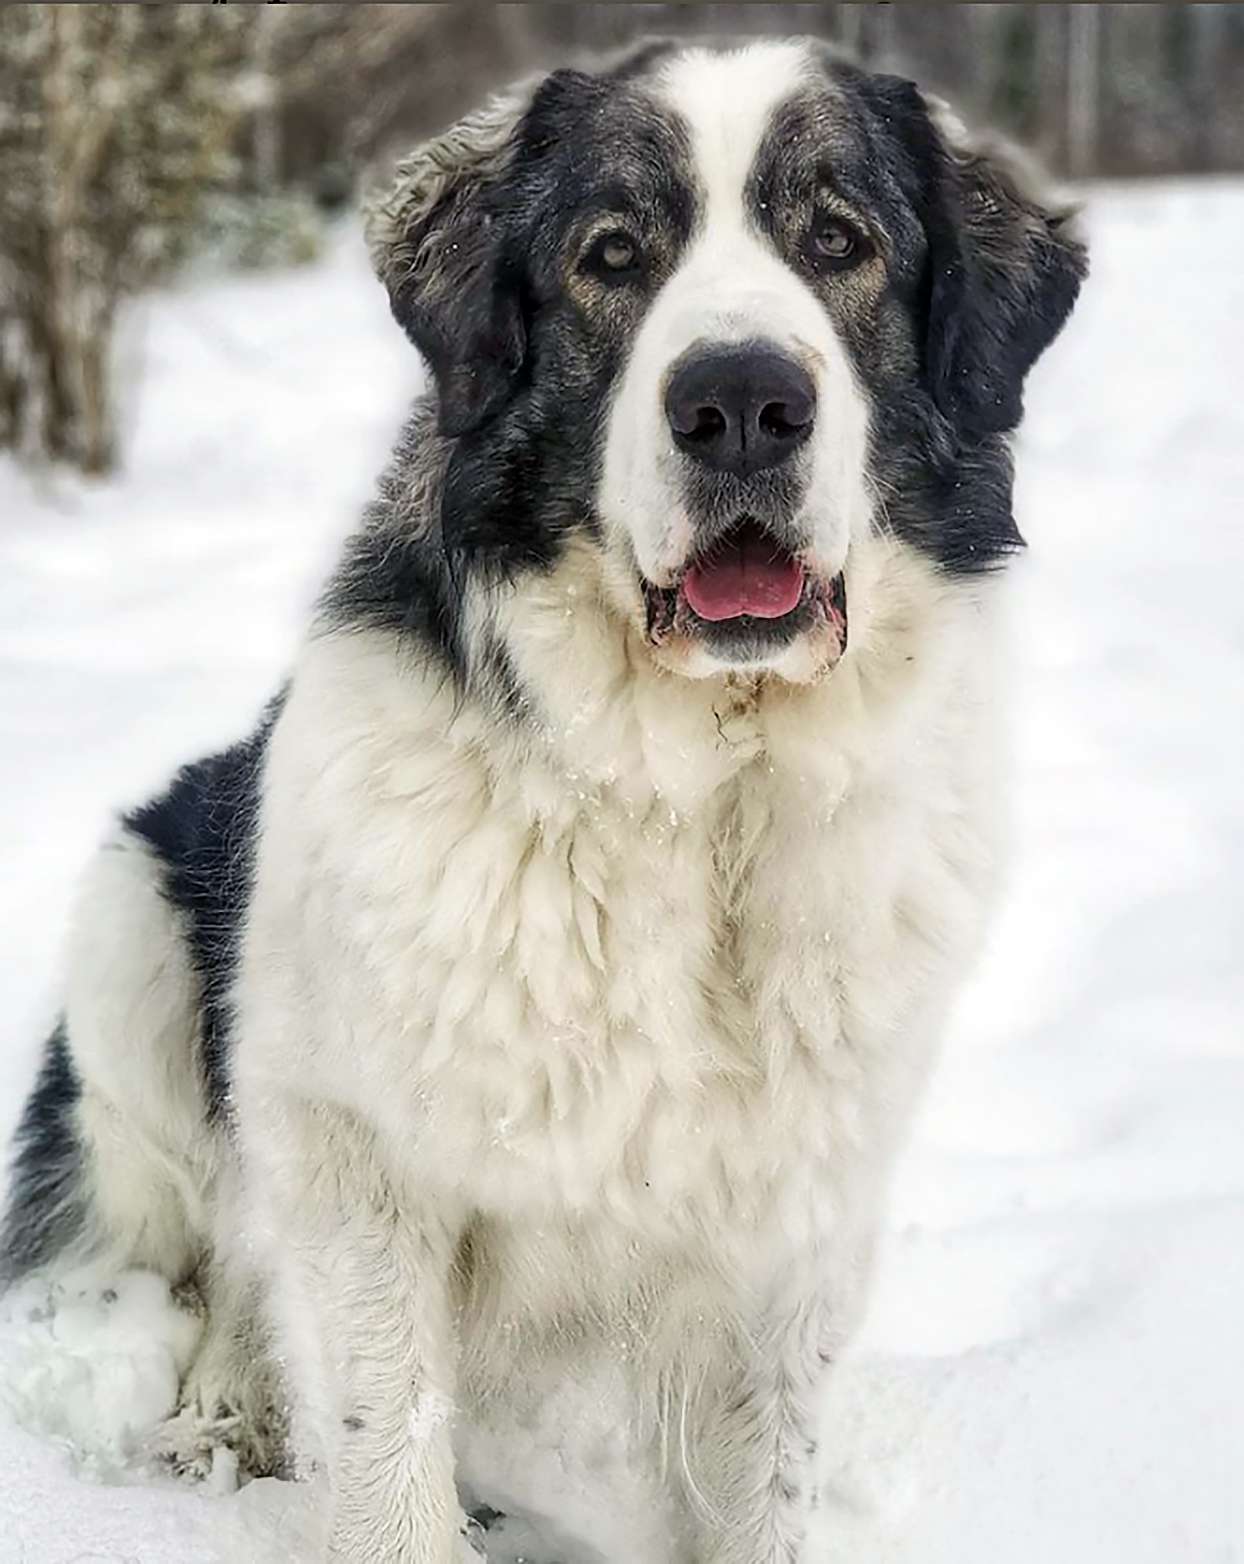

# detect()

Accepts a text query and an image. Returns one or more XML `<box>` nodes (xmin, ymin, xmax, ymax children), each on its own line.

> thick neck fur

<box><xmin>320</xmin><ymin>399</ymin><xmax>999</xmax><ymax>819</ymax></box>
<box><xmin>284</xmin><ymin>416</ymin><xmax>1006</xmax><ymax>1255</ymax></box>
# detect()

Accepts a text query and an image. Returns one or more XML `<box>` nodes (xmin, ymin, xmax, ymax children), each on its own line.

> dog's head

<box><xmin>367</xmin><ymin>40</ymin><xmax>1085</xmax><ymax>684</ymax></box>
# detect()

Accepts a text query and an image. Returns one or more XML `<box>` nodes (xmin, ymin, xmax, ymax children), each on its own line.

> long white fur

<box><xmin>230</xmin><ymin>517</ymin><xmax>1002</xmax><ymax>1560</ymax></box>
<box><xmin>42</xmin><ymin>41</ymin><xmax>1009</xmax><ymax>1564</ymax></box>
<box><xmin>51</xmin><ymin>834</ymin><xmax>283</xmax><ymax>1476</ymax></box>
<box><xmin>63</xmin><ymin>830</ymin><xmax>218</xmax><ymax>1279</ymax></box>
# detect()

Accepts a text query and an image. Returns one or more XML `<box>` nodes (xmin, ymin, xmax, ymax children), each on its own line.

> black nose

<box><xmin>664</xmin><ymin>343</ymin><xmax>817</xmax><ymax>477</ymax></box>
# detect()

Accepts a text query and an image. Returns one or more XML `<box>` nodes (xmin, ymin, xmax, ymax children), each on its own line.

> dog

<box><xmin>1</xmin><ymin>37</ymin><xmax>1084</xmax><ymax>1564</ymax></box>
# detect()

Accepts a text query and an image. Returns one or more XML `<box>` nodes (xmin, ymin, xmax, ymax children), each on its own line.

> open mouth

<box><xmin>643</xmin><ymin>518</ymin><xmax>848</xmax><ymax>658</ymax></box>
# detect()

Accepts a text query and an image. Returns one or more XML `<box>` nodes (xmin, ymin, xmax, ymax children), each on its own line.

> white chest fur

<box><xmin>236</xmin><ymin>543</ymin><xmax>1003</xmax><ymax>1269</ymax></box>
<box><xmin>237</xmin><ymin>550</ymin><xmax>1007</xmax><ymax>1282</ymax></box>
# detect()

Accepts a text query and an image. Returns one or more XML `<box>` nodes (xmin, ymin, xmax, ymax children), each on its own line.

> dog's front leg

<box><xmin>684</xmin><ymin>1288</ymin><xmax>840</xmax><ymax>1564</ymax></box>
<box><xmin>245</xmin><ymin>1092</ymin><xmax>466</xmax><ymax>1564</ymax></box>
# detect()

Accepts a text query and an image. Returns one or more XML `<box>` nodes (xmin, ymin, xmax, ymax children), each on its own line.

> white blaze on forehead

<box><xmin>656</xmin><ymin>42</ymin><xmax>812</xmax><ymax>229</ymax></box>
<box><xmin>597</xmin><ymin>39</ymin><xmax>873</xmax><ymax>616</ymax></box>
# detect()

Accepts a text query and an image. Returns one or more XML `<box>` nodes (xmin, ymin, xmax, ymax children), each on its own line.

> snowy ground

<box><xmin>0</xmin><ymin>183</ymin><xmax>1241</xmax><ymax>1563</ymax></box>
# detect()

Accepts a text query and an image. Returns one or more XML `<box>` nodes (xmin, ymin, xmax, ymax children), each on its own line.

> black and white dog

<box><xmin>2</xmin><ymin>38</ymin><xmax>1084</xmax><ymax>1564</ymax></box>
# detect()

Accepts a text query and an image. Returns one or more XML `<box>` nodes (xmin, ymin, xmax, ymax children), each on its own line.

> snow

<box><xmin>1</xmin><ymin>185</ymin><xmax>1241</xmax><ymax>1561</ymax></box>
<box><xmin>0</xmin><ymin>1270</ymin><xmax>200</xmax><ymax>1480</ymax></box>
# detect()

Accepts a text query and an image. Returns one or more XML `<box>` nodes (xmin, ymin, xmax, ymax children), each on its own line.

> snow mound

<box><xmin>0</xmin><ymin>1268</ymin><xmax>201</xmax><ymax>1482</ymax></box>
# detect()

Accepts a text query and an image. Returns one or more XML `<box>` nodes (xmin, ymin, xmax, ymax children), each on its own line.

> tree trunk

<box><xmin>252</xmin><ymin>5</ymin><xmax>282</xmax><ymax>192</ymax></box>
<box><xmin>0</xmin><ymin>323</ymin><xmax>28</xmax><ymax>454</ymax></box>
<box><xmin>37</xmin><ymin>6</ymin><xmax>125</xmax><ymax>473</ymax></box>
<box><xmin>41</xmin><ymin>7</ymin><xmax>90</xmax><ymax>469</ymax></box>
<box><xmin>1035</xmin><ymin>3</ymin><xmax>1069</xmax><ymax>171</ymax></box>
<box><xmin>841</xmin><ymin>3</ymin><xmax>896</xmax><ymax>67</ymax></box>
<box><xmin>1067</xmin><ymin>3</ymin><xmax>1102</xmax><ymax>178</ymax></box>
<box><xmin>1189</xmin><ymin>2</ymin><xmax>1229</xmax><ymax>171</ymax></box>
<box><xmin>78</xmin><ymin>311</ymin><xmax>115</xmax><ymax>476</ymax></box>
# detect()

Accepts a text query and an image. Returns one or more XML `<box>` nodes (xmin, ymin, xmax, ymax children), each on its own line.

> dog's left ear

<box><xmin>365</xmin><ymin>85</ymin><xmax>535</xmax><ymax>438</ymax></box>
<box><xmin>921</xmin><ymin>98</ymin><xmax>1088</xmax><ymax>440</ymax></box>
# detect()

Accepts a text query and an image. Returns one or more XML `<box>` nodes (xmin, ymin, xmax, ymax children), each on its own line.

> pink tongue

<box><xmin>683</xmin><ymin>532</ymin><xmax>805</xmax><ymax>623</ymax></box>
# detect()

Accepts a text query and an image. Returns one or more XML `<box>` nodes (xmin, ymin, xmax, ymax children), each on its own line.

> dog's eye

<box><xmin>810</xmin><ymin>215</ymin><xmax>869</xmax><ymax>271</ymax></box>
<box><xmin>583</xmin><ymin>230</ymin><xmax>643</xmax><ymax>280</ymax></box>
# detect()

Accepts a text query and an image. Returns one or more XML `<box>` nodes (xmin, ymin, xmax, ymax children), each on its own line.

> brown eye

<box><xmin>602</xmin><ymin>234</ymin><xmax>637</xmax><ymax>270</ymax></box>
<box><xmin>584</xmin><ymin>229</ymin><xmax>642</xmax><ymax>280</ymax></box>
<box><xmin>811</xmin><ymin>216</ymin><xmax>868</xmax><ymax>270</ymax></box>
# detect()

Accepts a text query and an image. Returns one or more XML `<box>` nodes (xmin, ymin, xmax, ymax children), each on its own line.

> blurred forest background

<box><xmin>2</xmin><ymin>2</ymin><xmax>1242</xmax><ymax>475</ymax></box>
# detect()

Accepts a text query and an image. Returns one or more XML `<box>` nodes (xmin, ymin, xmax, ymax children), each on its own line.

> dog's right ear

<box><xmin>918</xmin><ymin>96</ymin><xmax>1088</xmax><ymax>441</ymax></box>
<box><xmin>365</xmin><ymin>85</ymin><xmax>535</xmax><ymax>438</ymax></box>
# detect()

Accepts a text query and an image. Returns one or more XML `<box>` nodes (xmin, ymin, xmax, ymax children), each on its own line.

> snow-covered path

<box><xmin>0</xmin><ymin>186</ymin><xmax>1241</xmax><ymax>1563</ymax></box>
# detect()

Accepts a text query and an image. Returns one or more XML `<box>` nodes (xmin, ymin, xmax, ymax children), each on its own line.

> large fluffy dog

<box><xmin>1</xmin><ymin>38</ymin><xmax>1084</xmax><ymax>1564</ymax></box>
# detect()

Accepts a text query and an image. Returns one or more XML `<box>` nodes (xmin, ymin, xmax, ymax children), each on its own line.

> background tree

<box><xmin>262</xmin><ymin>3</ymin><xmax>1244</xmax><ymax>192</ymax></box>
<box><xmin>4</xmin><ymin>3</ymin><xmax>1243</xmax><ymax>480</ymax></box>
<box><xmin>0</xmin><ymin>4</ymin><xmax>252</xmax><ymax>473</ymax></box>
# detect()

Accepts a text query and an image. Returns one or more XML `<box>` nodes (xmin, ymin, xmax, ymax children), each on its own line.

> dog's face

<box><xmin>368</xmin><ymin>40</ymin><xmax>1085</xmax><ymax>684</ymax></box>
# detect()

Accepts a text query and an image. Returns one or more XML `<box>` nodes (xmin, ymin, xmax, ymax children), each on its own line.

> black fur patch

<box><xmin>124</xmin><ymin>695</ymin><xmax>284</xmax><ymax>1118</ymax></box>
<box><xmin>0</xmin><ymin>1021</ymin><xmax>85</xmax><ymax>1283</ymax></box>
<box><xmin>749</xmin><ymin>54</ymin><xmax>1086</xmax><ymax>574</ymax></box>
<box><xmin>325</xmin><ymin>512</ymin><xmax>470</xmax><ymax>684</ymax></box>
<box><xmin>430</xmin><ymin>64</ymin><xmax>695</xmax><ymax>574</ymax></box>
<box><xmin>328</xmin><ymin>47</ymin><xmax>698</xmax><ymax>680</ymax></box>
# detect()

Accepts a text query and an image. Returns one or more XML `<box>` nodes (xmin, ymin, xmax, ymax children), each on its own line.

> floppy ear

<box><xmin>922</xmin><ymin>100</ymin><xmax>1088</xmax><ymax>440</ymax></box>
<box><xmin>364</xmin><ymin>85</ymin><xmax>535</xmax><ymax>438</ymax></box>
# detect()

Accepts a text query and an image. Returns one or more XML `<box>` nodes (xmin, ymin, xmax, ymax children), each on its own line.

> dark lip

<box><xmin>642</xmin><ymin>523</ymin><xmax>848</xmax><ymax>655</ymax></box>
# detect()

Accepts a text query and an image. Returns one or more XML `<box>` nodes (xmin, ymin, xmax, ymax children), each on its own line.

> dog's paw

<box><xmin>152</xmin><ymin>1362</ymin><xmax>287</xmax><ymax>1486</ymax></box>
<box><xmin>149</xmin><ymin>1401</ymin><xmax>244</xmax><ymax>1490</ymax></box>
<box><xmin>460</xmin><ymin>1508</ymin><xmax>491</xmax><ymax>1558</ymax></box>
